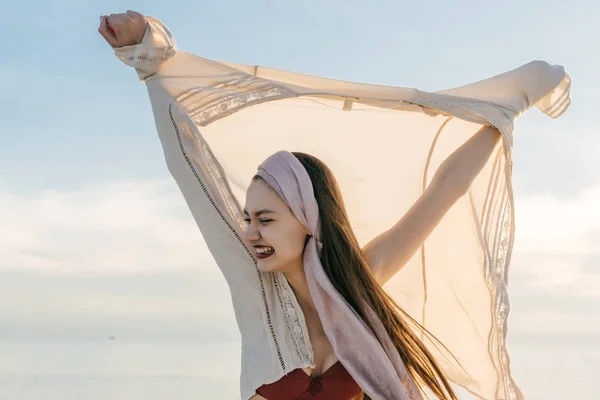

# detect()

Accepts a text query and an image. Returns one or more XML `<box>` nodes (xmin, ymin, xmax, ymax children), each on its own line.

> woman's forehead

<box><xmin>245</xmin><ymin>179</ymin><xmax>285</xmax><ymax>211</ymax></box>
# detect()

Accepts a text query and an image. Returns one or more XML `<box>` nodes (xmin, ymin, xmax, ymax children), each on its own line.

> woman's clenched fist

<box><xmin>98</xmin><ymin>10</ymin><xmax>147</xmax><ymax>48</ymax></box>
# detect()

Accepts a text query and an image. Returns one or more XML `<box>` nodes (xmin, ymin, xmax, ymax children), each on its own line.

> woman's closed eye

<box><xmin>243</xmin><ymin>219</ymin><xmax>274</xmax><ymax>224</ymax></box>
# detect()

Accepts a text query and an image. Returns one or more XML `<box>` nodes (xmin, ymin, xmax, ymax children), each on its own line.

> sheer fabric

<box><xmin>113</xmin><ymin>16</ymin><xmax>571</xmax><ymax>400</ymax></box>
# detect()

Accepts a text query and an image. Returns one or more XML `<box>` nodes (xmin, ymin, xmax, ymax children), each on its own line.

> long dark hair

<box><xmin>292</xmin><ymin>151</ymin><xmax>457</xmax><ymax>400</ymax></box>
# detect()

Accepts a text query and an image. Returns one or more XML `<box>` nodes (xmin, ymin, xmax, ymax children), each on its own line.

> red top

<box><xmin>256</xmin><ymin>360</ymin><xmax>362</xmax><ymax>400</ymax></box>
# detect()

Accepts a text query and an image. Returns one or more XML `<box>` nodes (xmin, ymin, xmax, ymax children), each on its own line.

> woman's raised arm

<box><xmin>362</xmin><ymin>125</ymin><xmax>502</xmax><ymax>285</ymax></box>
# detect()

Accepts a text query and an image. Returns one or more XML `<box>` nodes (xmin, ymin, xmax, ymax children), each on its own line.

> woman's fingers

<box><xmin>125</xmin><ymin>10</ymin><xmax>136</xmax><ymax>21</ymax></box>
<box><xmin>98</xmin><ymin>15</ymin><xmax>118</xmax><ymax>47</ymax></box>
<box><xmin>126</xmin><ymin>10</ymin><xmax>143</xmax><ymax>20</ymax></box>
<box><xmin>105</xmin><ymin>14</ymin><xmax>121</xmax><ymax>33</ymax></box>
<box><xmin>98</xmin><ymin>11</ymin><xmax>145</xmax><ymax>48</ymax></box>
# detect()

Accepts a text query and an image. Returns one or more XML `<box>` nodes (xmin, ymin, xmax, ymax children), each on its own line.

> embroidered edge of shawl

<box><xmin>480</xmin><ymin>155</ymin><xmax>523</xmax><ymax>400</ymax></box>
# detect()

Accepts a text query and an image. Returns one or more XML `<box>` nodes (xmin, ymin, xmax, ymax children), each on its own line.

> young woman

<box><xmin>98</xmin><ymin>10</ymin><xmax>571</xmax><ymax>400</ymax></box>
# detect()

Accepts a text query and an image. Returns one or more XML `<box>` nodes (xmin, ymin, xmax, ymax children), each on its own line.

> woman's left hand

<box><xmin>98</xmin><ymin>10</ymin><xmax>147</xmax><ymax>48</ymax></box>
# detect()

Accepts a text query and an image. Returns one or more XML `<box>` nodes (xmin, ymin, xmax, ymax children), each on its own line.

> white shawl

<box><xmin>113</xmin><ymin>16</ymin><xmax>571</xmax><ymax>400</ymax></box>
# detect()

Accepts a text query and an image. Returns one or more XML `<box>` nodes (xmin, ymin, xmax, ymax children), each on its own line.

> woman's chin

<box><xmin>256</xmin><ymin>258</ymin><xmax>278</xmax><ymax>272</ymax></box>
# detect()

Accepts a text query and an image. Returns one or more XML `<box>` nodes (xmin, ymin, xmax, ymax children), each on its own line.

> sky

<box><xmin>0</xmin><ymin>0</ymin><xmax>598</xmax><ymax>399</ymax></box>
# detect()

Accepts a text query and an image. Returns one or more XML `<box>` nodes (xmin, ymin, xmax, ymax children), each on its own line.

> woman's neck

<box><xmin>284</xmin><ymin>267</ymin><xmax>318</xmax><ymax>316</ymax></box>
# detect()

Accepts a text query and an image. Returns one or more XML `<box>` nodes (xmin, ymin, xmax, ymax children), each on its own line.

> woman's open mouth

<box><xmin>256</xmin><ymin>247</ymin><xmax>275</xmax><ymax>259</ymax></box>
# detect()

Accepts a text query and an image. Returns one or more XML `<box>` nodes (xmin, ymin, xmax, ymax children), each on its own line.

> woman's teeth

<box><xmin>257</xmin><ymin>247</ymin><xmax>274</xmax><ymax>254</ymax></box>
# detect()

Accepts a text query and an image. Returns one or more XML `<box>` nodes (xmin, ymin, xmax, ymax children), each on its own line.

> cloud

<box><xmin>0</xmin><ymin>180</ymin><xmax>215</xmax><ymax>274</ymax></box>
<box><xmin>513</xmin><ymin>185</ymin><xmax>600</xmax><ymax>255</ymax></box>
<box><xmin>510</xmin><ymin>185</ymin><xmax>600</xmax><ymax>297</ymax></box>
<box><xmin>0</xmin><ymin>180</ymin><xmax>241</xmax><ymax>341</ymax></box>
<box><xmin>1</xmin><ymin>179</ymin><xmax>598</xmax><ymax>292</ymax></box>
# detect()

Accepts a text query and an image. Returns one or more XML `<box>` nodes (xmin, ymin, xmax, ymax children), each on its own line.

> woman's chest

<box><xmin>301</xmin><ymin>316</ymin><xmax>337</xmax><ymax>377</ymax></box>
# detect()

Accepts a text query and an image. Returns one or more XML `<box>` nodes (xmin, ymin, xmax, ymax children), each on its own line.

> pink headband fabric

<box><xmin>255</xmin><ymin>150</ymin><xmax>422</xmax><ymax>400</ymax></box>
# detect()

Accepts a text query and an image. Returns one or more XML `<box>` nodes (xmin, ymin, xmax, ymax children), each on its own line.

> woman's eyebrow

<box><xmin>243</xmin><ymin>209</ymin><xmax>276</xmax><ymax>216</ymax></box>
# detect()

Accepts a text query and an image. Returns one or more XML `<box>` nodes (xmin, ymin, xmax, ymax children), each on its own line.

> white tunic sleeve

<box><xmin>113</xmin><ymin>16</ymin><xmax>177</xmax><ymax>82</ymax></box>
<box><xmin>112</xmin><ymin>16</ymin><xmax>259</xmax><ymax>287</ymax></box>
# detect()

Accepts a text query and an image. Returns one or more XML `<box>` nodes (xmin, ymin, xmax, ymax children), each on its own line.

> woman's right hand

<box><xmin>98</xmin><ymin>10</ymin><xmax>147</xmax><ymax>48</ymax></box>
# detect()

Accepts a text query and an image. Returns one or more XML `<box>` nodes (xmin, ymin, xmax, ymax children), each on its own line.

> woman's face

<box><xmin>243</xmin><ymin>178</ymin><xmax>310</xmax><ymax>273</ymax></box>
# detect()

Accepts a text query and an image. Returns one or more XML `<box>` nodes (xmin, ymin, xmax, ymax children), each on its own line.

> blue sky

<box><xmin>1</xmin><ymin>1</ymin><xmax>599</xmax><ymax>399</ymax></box>
<box><xmin>1</xmin><ymin>0</ymin><xmax>598</xmax><ymax>195</ymax></box>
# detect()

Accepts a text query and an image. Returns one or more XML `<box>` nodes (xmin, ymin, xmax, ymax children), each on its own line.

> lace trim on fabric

<box><xmin>479</xmin><ymin>147</ymin><xmax>522</xmax><ymax>399</ymax></box>
<box><xmin>492</xmin><ymin>194</ymin><xmax>521</xmax><ymax>400</ymax></box>
<box><xmin>188</xmin><ymin>84</ymin><xmax>294</xmax><ymax>127</ymax></box>
<box><xmin>273</xmin><ymin>273</ymin><xmax>315</xmax><ymax>367</ymax></box>
<box><xmin>547</xmin><ymin>83</ymin><xmax>571</xmax><ymax>117</ymax></box>
<box><xmin>115</xmin><ymin>45</ymin><xmax>176</xmax><ymax>66</ymax></box>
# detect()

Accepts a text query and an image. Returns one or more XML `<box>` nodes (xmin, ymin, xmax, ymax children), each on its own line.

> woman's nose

<box><xmin>243</xmin><ymin>223</ymin><xmax>260</xmax><ymax>241</ymax></box>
